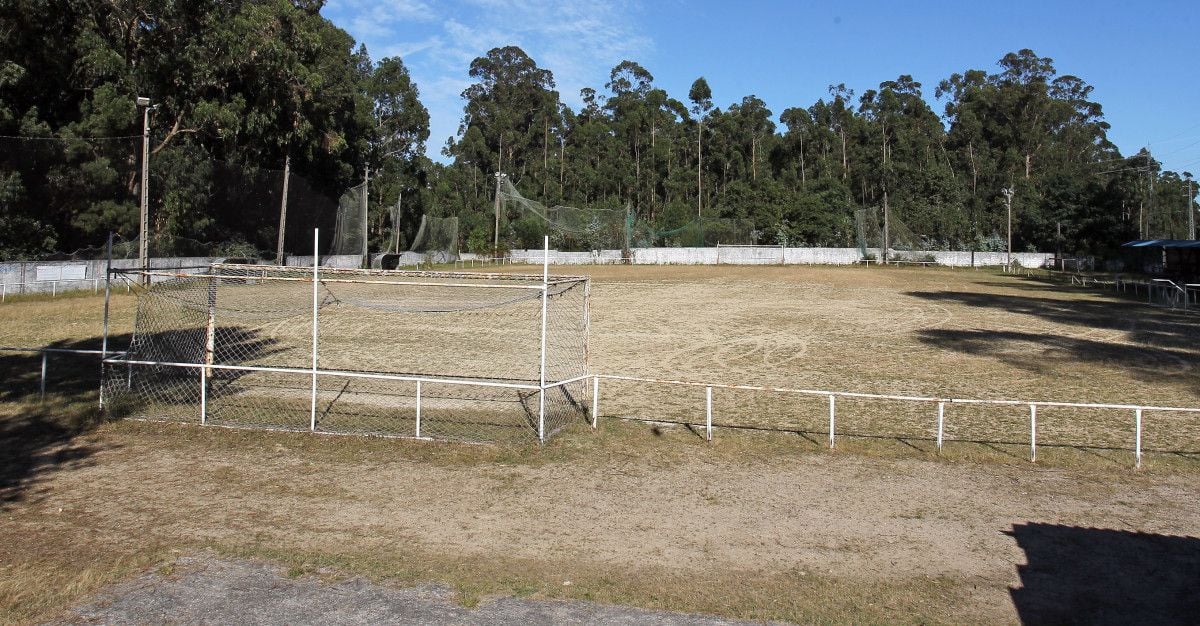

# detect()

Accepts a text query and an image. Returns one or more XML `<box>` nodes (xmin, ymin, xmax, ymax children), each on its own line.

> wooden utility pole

<box><xmin>882</xmin><ymin>190</ymin><xmax>890</xmax><ymax>265</ymax></box>
<box><xmin>392</xmin><ymin>189</ymin><xmax>402</xmax><ymax>253</ymax></box>
<box><xmin>697</xmin><ymin>122</ymin><xmax>703</xmax><ymax>217</ymax></box>
<box><xmin>1187</xmin><ymin>174</ymin><xmax>1195</xmax><ymax>240</ymax></box>
<box><xmin>362</xmin><ymin>165</ymin><xmax>369</xmax><ymax>267</ymax></box>
<box><xmin>276</xmin><ymin>153</ymin><xmax>290</xmax><ymax>264</ymax></box>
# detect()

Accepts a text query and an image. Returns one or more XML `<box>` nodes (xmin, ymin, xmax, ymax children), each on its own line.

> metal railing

<box><xmin>0</xmin><ymin>278</ymin><xmax>127</xmax><ymax>302</ymax></box>
<box><xmin>0</xmin><ymin>346</ymin><xmax>109</xmax><ymax>401</ymax></box>
<box><xmin>589</xmin><ymin>374</ymin><xmax>1200</xmax><ymax>468</ymax></box>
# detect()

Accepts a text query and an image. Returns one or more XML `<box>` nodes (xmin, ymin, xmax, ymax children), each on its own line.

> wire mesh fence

<box><xmin>101</xmin><ymin>263</ymin><xmax>591</xmax><ymax>443</ymax></box>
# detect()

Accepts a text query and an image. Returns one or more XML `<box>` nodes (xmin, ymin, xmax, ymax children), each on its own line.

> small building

<box><xmin>1120</xmin><ymin>240</ymin><xmax>1200</xmax><ymax>278</ymax></box>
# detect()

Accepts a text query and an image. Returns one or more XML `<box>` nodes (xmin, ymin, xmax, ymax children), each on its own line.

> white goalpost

<box><xmin>102</xmin><ymin>233</ymin><xmax>590</xmax><ymax>443</ymax></box>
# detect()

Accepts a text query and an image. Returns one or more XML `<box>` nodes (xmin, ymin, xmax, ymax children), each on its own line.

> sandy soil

<box><xmin>6</xmin><ymin>421</ymin><xmax>1200</xmax><ymax>624</ymax></box>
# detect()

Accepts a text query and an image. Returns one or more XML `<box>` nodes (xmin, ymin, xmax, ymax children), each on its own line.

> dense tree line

<box><xmin>439</xmin><ymin>46</ymin><xmax>1197</xmax><ymax>255</ymax></box>
<box><xmin>1</xmin><ymin>0</ymin><xmax>428</xmax><ymax>258</ymax></box>
<box><xmin>1</xmin><ymin>1</ymin><xmax>1194</xmax><ymax>260</ymax></box>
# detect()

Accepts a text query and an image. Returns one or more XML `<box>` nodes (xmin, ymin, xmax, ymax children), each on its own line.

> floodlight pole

<box><xmin>137</xmin><ymin>96</ymin><xmax>152</xmax><ymax>285</ymax></box>
<box><xmin>1002</xmin><ymin>187</ymin><xmax>1015</xmax><ymax>269</ymax></box>
<box><xmin>1187</xmin><ymin>175</ymin><xmax>1195</xmax><ymax>240</ymax></box>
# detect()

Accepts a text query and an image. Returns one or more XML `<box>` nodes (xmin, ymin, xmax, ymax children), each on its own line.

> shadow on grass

<box><xmin>1</xmin><ymin>326</ymin><xmax>281</xmax><ymax>508</ymax></box>
<box><xmin>0</xmin><ymin>337</ymin><xmax>117</xmax><ymax>509</ymax></box>
<box><xmin>1008</xmin><ymin>522</ymin><xmax>1200</xmax><ymax>625</ymax></box>
<box><xmin>915</xmin><ymin>327</ymin><xmax>1197</xmax><ymax>388</ymax></box>
<box><xmin>907</xmin><ymin>289</ymin><xmax>1200</xmax><ymax>353</ymax></box>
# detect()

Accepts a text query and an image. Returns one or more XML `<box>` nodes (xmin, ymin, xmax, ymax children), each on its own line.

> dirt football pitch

<box><xmin>2</xmin><ymin>264</ymin><xmax>1199</xmax><ymax>624</ymax></box>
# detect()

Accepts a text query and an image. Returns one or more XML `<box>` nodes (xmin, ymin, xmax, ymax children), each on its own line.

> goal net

<box><xmin>102</xmin><ymin>264</ymin><xmax>590</xmax><ymax>443</ymax></box>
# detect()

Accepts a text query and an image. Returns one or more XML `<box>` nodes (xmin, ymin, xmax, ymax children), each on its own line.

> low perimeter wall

<box><xmin>500</xmin><ymin>247</ymin><xmax>1052</xmax><ymax>268</ymax></box>
<box><xmin>2</xmin><ymin>248</ymin><xmax>1052</xmax><ymax>296</ymax></box>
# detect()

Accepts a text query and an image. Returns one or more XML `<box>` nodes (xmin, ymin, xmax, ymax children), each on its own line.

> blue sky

<box><xmin>323</xmin><ymin>0</ymin><xmax>1200</xmax><ymax>174</ymax></box>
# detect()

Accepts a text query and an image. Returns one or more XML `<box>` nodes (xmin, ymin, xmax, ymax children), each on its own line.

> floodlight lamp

<box><xmin>136</xmin><ymin>96</ymin><xmax>150</xmax><ymax>107</ymax></box>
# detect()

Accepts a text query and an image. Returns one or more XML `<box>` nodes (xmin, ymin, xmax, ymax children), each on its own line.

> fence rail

<box><xmin>0</xmin><ymin>278</ymin><xmax>114</xmax><ymax>301</ymax></box>
<box><xmin>590</xmin><ymin>374</ymin><xmax>1200</xmax><ymax>468</ymax></box>
<box><xmin>5</xmin><ymin>344</ymin><xmax>1197</xmax><ymax>468</ymax></box>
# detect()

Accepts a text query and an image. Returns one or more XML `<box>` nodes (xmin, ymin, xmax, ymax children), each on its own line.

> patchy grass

<box><xmin>3</xmin><ymin>266</ymin><xmax>1200</xmax><ymax>624</ymax></box>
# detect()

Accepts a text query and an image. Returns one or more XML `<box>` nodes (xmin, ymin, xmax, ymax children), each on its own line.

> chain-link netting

<box><xmin>102</xmin><ymin>264</ymin><xmax>589</xmax><ymax>443</ymax></box>
<box><xmin>855</xmin><ymin>206</ymin><xmax>923</xmax><ymax>258</ymax></box>
<box><xmin>409</xmin><ymin>215</ymin><xmax>460</xmax><ymax>263</ymax></box>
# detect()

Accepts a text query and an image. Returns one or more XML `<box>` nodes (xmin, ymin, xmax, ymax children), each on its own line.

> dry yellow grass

<box><xmin>2</xmin><ymin>265</ymin><xmax>1200</xmax><ymax>624</ymax></box>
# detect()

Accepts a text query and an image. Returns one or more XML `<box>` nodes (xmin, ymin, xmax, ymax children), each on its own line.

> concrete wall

<box><xmin>2</xmin><ymin>247</ymin><xmax>1054</xmax><ymax>296</ymax></box>
<box><xmin>504</xmin><ymin>247</ymin><xmax>1053</xmax><ymax>268</ymax></box>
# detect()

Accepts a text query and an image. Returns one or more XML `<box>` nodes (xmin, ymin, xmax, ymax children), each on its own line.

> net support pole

<box><xmin>705</xmin><ymin>386</ymin><xmax>713</xmax><ymax>441</ymax></box>
<box><xmin>310</xmin><ymin>229</ymin><xmax>319</xmax><ymax>432</ymax></box>
<box><xmin>828</xmin><ymin>395</ymin><xmax>836</xmax><ymax>449</ymax></box>
<box><xmin>199</xmin><ymin>366</ymin><xmax>207</xmax><ymax>425</ymax></box>
<box><xmin>537</xmin><ymin>235</ymin><xmax>549</xmax><ymax>443</ymax></box>
<box><xmin>936</xmin><ymin>401</ymin><xmax>945</xmax><ymax>452</ymax></box>
<box><xmin>99</xmin><ymin>232</ymin><xmax>113</xmax><ymax>410</ymax></box>
<box><xmin>415</xmin><ymin>380</ymin><xmax>422</xmax><ymax>438</ymax></box>
<box><xmin>204</xmin><ymin>276</ymin><xmax>217</xmax><ymax>379</ymax></box>
<box><xmin>1029</xmin><ymin>404</ymin><xmax>1038</xmax><ymax>463</ymax></box>
<box><xmin>39</xmin><ymin>351</ymin><xmax>47</xmax><ymax>402</ymax></box>
<box><xmin>1134</xmin><ymin>408</ymin><xmax>1143</xmax><ymax>468</ymax></box>
<box><xmin>591</xmin><ymin>375</ymin><xmax>599</xmax><ymax>429</ymax></box>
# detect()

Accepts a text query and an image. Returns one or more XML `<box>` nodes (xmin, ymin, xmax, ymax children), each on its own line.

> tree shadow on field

<box><xmin>907</xmin><ymin>289</ymin><xmax>1200</xmax><ymax>352</ymax></box>
<box><xmin>1008</xmin><ymin>522</ymin><xmax>1200</xmax><ymax>625</ymax></box>
<box><xmin>915</xmin><ymin>328</ymin><xmax>1197</xmax><ymax>388</ymax></box>
<box><xmin>0</xmin><ymin>327</ymin><xmax>280</xmax><ymax>508</ymax></box>
<box><xmin>0</xmin><ymin>336</ymin><xmax>120</xmax><ymax>509</ymax></box>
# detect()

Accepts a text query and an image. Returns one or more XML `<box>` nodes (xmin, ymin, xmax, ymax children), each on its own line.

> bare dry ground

<box><xmin>2</xmin><ymin>265</ymin><xmax>1200</xmax><ymax>624</ymax></box>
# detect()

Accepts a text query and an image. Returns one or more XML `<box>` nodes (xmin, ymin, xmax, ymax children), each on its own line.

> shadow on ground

<box><xmin>907</xmin><ymin>288</ymin><xmax>1200</xmax><ymax>352</ymax></box>
<box><xmin>0</xmin><ymin>337</ymin><xmax>119</xmax><ymax>508</ymax></box>
<box><xmin>1008</xmin><ymin>522</ymin><xmax>1200</xmax><ymax>625</ymax></box>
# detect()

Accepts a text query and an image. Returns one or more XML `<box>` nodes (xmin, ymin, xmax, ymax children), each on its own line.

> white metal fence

<box><xmin>588</xmin><ymin>374</ymin><xmax>1200</xmax><ymax>468</ymax></box>
<box><xmin>6</xmin><ymin>343</ymin><xmax>1197</xmax><ymax>468</ymax></box>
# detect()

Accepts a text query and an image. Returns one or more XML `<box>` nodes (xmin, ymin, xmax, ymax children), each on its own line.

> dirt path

<box><xmin>55</xmin><ymin>555</ymin><xmax>767</xmax><ymax>625</ymax></box>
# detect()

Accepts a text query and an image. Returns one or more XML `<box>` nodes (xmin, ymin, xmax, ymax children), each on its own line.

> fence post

<box><xmin>1134</xmin><ymin>408</ymin><xmax>1143</xmax><ymax>469</ymax></box>
<box><xmin>51</xmin><ymin>281</ymin><xmax>56</xmax><ymax>297</ymax></box>
<box><xmin>1029</xmin><ymin>404</ymin><xmax>1037</xmax><ymax>463</ymax></box>
<box><xmin>199</xmin><ymin>366</ymin><xmax>207</xmax><ymax>425</ymax></box>
<box><xmin>828</xmin><ymin>395</ymin><xmax>836</xmax><ymax>449</ymax></box>
<box><xmin>591</xmin><ymin>376</ymin><xmax>599</xmax><ymax>429</ymax></box>
<box><xmin>936</xmin><ymin>401</ymin><xmax>945</xmax><ymax>452</ymax></box>
<box><xmin>415</xmin><ymin>380</ymin><xmax>422</xmax><ymax>438</ymax></box>
<box><xmin>310</xmin><ymin>229</ymin><xmax>319</xmax><ymax>432</ymax></box>
<box><xmin>705</xmin><ymin>385</ymin><xmax>713</xmax><ymax>441</ymax></box>
<box><xmin>39</xmin><ymin>351</ymin><xmax>48</xmax><ymax>401</ymax></box>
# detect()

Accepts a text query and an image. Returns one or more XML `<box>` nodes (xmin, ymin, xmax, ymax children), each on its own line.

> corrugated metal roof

<box><xmin>1121</xmin><ymin>240</ymin><xmax>1200</xmax><ymax>249</ymax></box>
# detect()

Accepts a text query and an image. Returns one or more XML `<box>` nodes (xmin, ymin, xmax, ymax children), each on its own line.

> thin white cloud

<box><xmin>327</xmin><ymin>0</ymin><xmax>652</xmax><ymax>158</ymax></box>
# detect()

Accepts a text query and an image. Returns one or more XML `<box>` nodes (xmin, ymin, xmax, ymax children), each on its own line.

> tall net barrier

<box><xmin>329</xmin><ymin>183</ymin><xmax>367</xmax><ymax>256</ymax></box>
<box><xmin>633</xmin><ymin>218</ymin><xmax>758</xmax><ymax>248</ymax></box>
<box><xmin>498</xmin><ymin>178</ymin><xmax>630</xmax><ymax>251</ymax></box>
<box><xmin>408</xmin><ymin>215</ymin><xmax>460</xmax><ymax>263</ymax></box>
<box><xmin>102</xmin><ymin>264</ymin><xmax>590</xmax><ymax>443</ymax></box>
<box><xmin>855</xmin><ymin>206</ymin><xmax>923</xmax><ymax>260</ymax></box>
